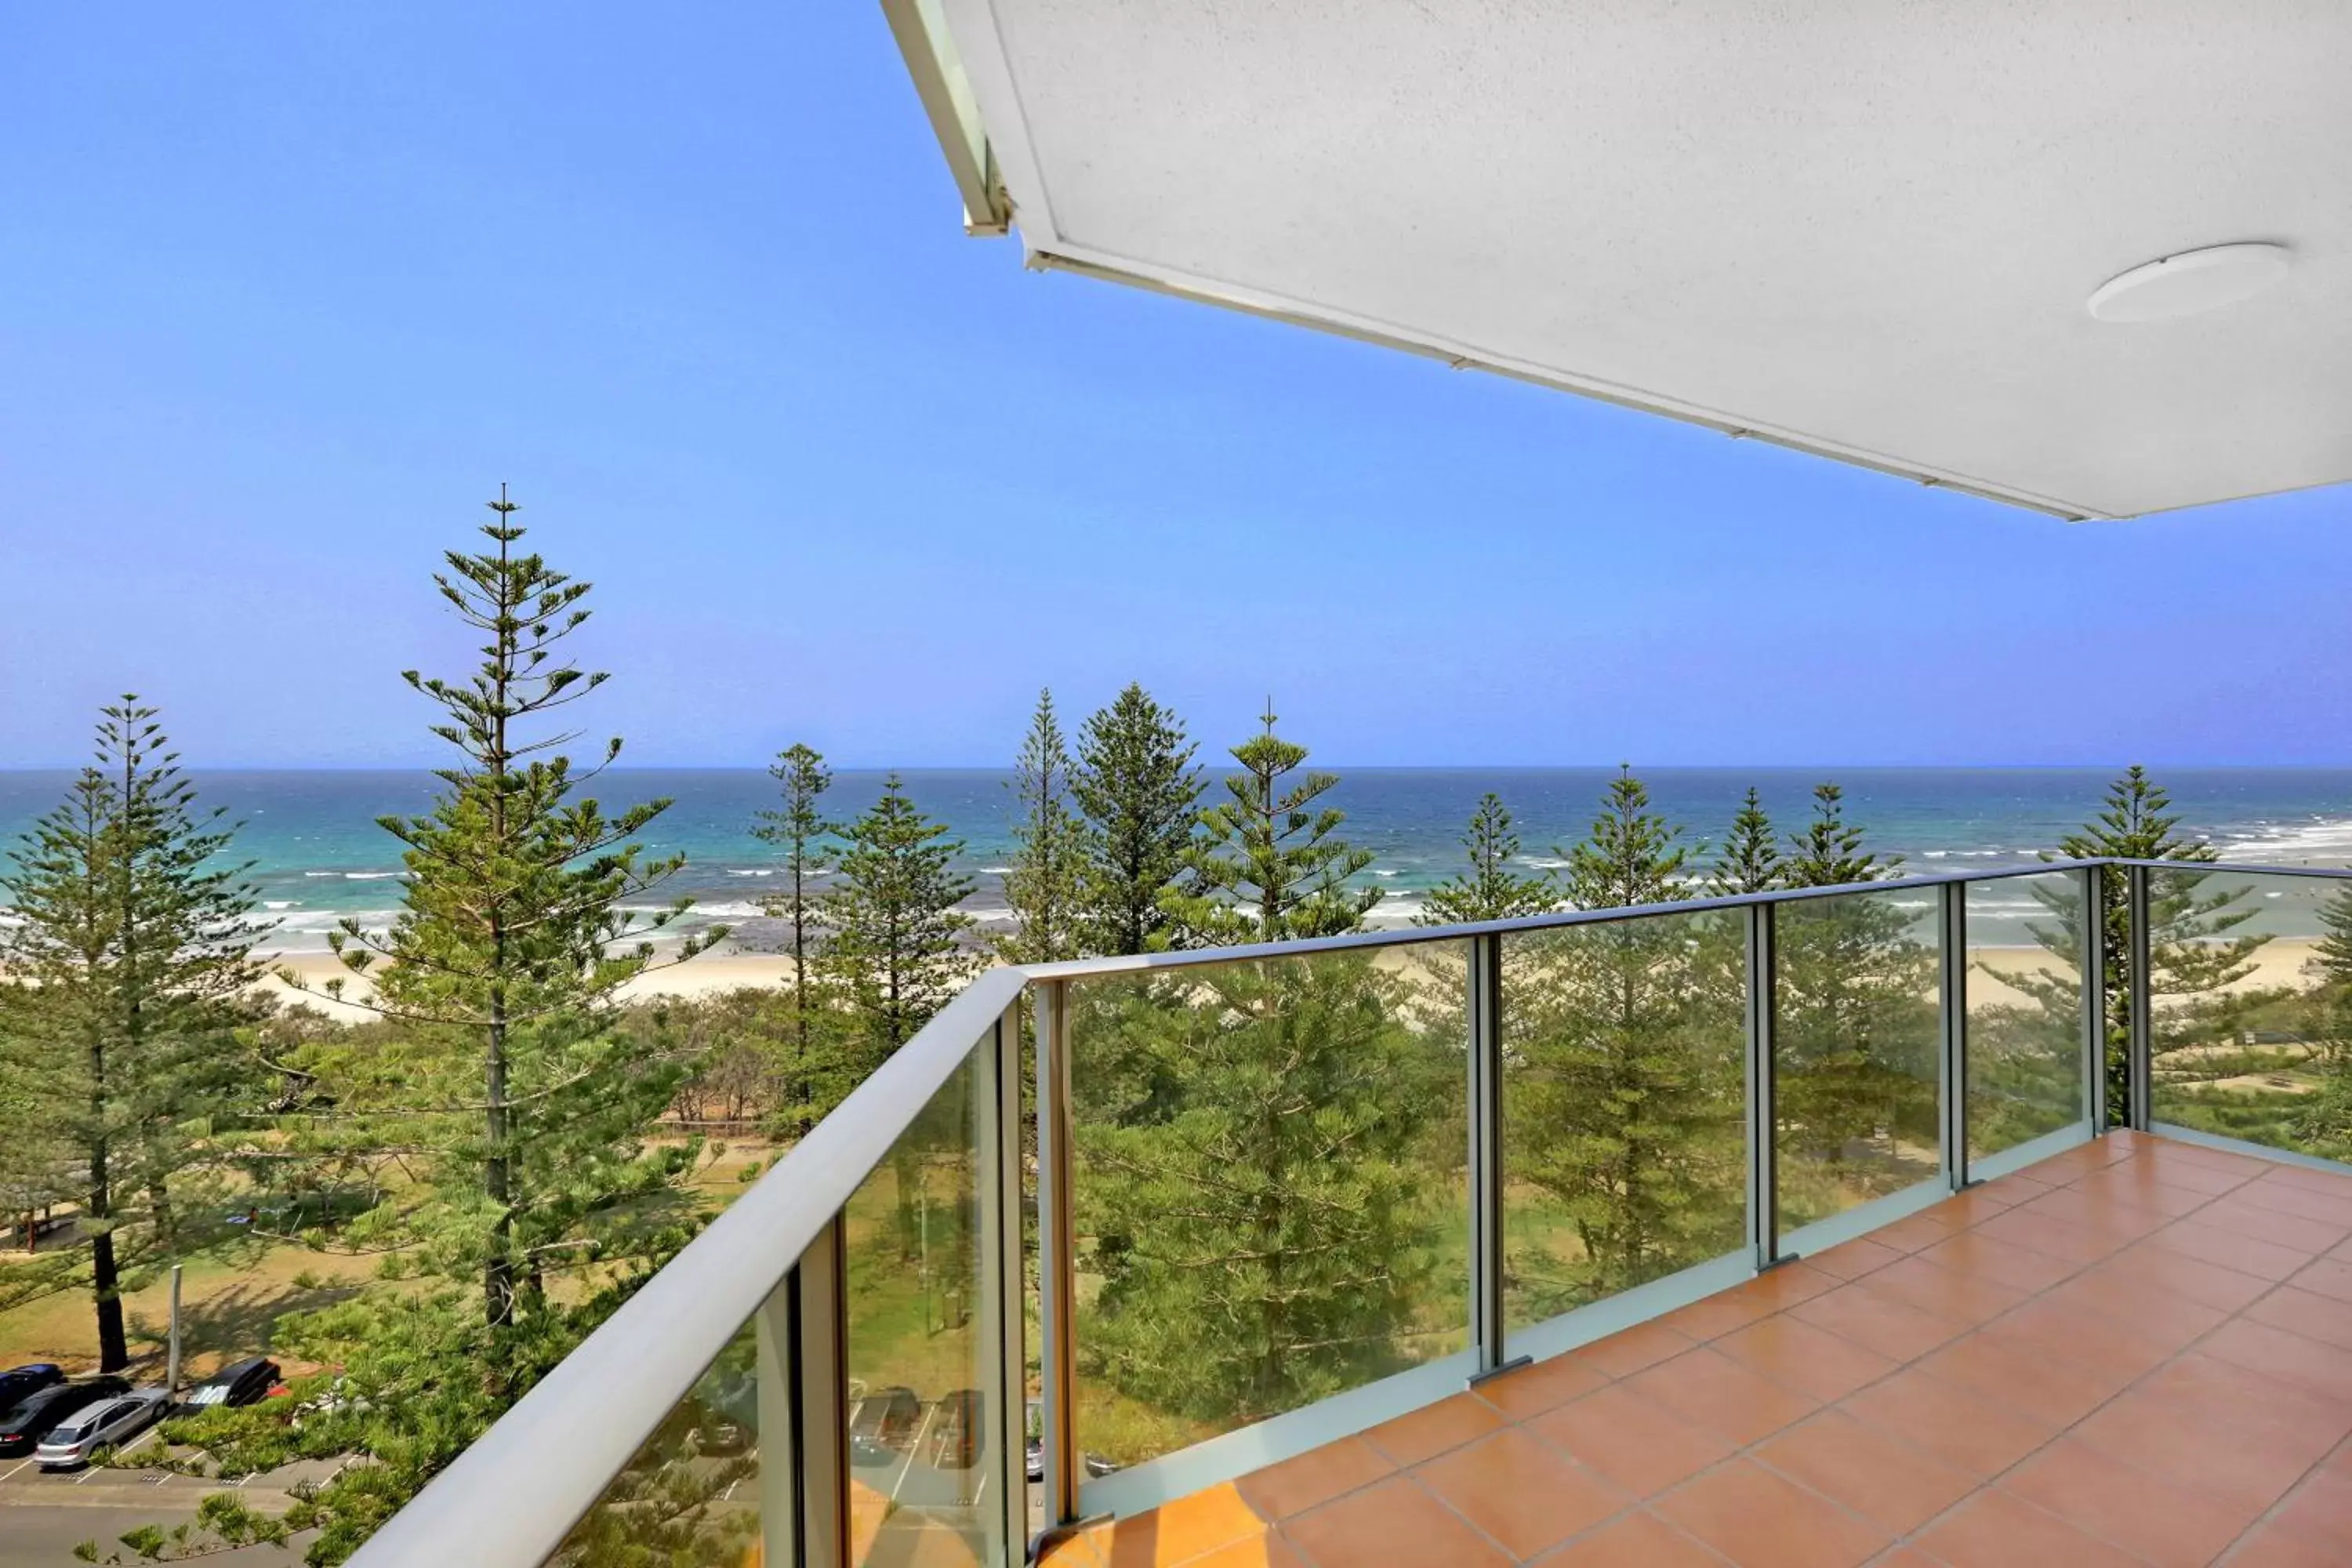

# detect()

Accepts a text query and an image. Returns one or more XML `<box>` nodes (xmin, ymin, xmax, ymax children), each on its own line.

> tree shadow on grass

<box><xmin>125</xmin><ymin>1278</ymin><xmax>365</xmax><ymax>1376</ymax></box>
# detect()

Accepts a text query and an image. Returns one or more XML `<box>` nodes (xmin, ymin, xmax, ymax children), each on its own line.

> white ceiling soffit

<box><xmin>911</xmin><ymin>1</ymin><xmax>2352</xmax><ymax>520</ymax></box>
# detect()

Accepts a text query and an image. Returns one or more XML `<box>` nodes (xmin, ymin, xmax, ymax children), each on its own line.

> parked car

<box><xmin>690</xmin><ymin>1368</ymin><xmax>757</xmax><ymax>1457</ymax></box>
<box><xmin>34</xmin><ymin>1389</ymin><xmax>169</xmax><ymax>1468</ymax></box>
<box><xmin>1021</xmin><ymin>1398</ymin><xmax>1117</xmax><ymax>1482</ymax></box>
<box><xmin>180</xmin><ymin>1356</ymin><xmax>281</xmax><ymax>1411</ymax></box>
<box><xmin>932</xmin><ymin>1388</ymin><xmax>983</xmax><ymax>1470</ymax></box>
<box><xmin>848</xmin><ymin>1386</ymin><xmax>921</xmax><ymax>1466</ymax></box>
<box><xmin>0</xmin><ymin>1378</ymin><xmax>131</xmax><ymax>1457</ymax></box>
<box><xmin>0</xmin><ymin>1363</ymin><xmax>64</xmax><ymax>1417</ymax></box>
<box><xmin>1021</xmin><ymin>1436</ymin><xmax>1120</xmax><ymax>1481</ymax></box>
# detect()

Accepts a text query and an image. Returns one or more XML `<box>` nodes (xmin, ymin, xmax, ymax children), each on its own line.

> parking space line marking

<box><xmin>0</xmin><ymin>1457</ymin><xmax>35</xmax><ymax>1484</ymax></box>
<box><xmin>891</xmin><ymin>1406</ymin><xmax>937</xmax><ymax>1507</ymax></box>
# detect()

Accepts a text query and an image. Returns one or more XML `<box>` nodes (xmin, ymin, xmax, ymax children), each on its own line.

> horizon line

<box><xmin>5</xmin><ymin>760</ymin><xmax>2352</xmax><ymax>775</ymax></box>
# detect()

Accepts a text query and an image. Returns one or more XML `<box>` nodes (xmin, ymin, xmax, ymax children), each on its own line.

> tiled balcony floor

<box><xmin>1036</xmin><ymin>1131</ymin><xmax>2352</xmax><ymax>1568</ymax></box>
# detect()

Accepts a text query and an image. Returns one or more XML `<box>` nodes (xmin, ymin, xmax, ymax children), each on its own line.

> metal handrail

<box><xmin>348</xmin><ymin>964</ymin><xmax>1030</xmax><ymax>1568</ymax></box>
<box><xmin>348</xmin><ymin>850</ymin><xmax>2350</xmax><ymax>1565</ymax></box>
<box><xmin>1018</xmin><ymin>854</ymin><xmax>2352</xmax><ymax>981</ymax></box>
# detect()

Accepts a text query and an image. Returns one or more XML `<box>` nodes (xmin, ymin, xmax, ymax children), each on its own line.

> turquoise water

<box><xmin>2</xmin><ymin>767</ymin><xmax>2348</xmax><ymax>950</ymax></box>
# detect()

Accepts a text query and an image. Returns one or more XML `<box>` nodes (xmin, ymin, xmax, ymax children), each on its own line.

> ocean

<box><xmin>2</xmin><ymin>767</ymin><xmax>2349</xmax><ymax>953</ymax></box>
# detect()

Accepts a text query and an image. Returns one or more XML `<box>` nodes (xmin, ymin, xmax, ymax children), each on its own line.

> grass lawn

<box><xmin>0</xmin><ymin>1243</ymin><xmax>374</xmax><ymax>1380</ymax></box>
<box><xmin>0</xmin><ymin>1135</ymin><xmax>783</xmax><ymax>1383</ymax></box>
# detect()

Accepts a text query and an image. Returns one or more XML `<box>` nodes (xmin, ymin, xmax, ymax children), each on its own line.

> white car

<box><xmin>34</xmin><ymin>1388</ymin><xmax>169</xmax><ymax>1468</ymax></box>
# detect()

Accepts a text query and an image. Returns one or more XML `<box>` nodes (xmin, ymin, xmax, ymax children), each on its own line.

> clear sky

<box><xmin>2</xmin><ymin>5</ymin><xmax>2346</xmax><ymax>771</ymax></box>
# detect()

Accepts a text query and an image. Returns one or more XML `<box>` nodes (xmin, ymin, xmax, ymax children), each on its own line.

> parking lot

<box><xmin>846</xmin><ymin>1388</ymin><xmax>1046</xmax><ymax>1534</ymax></box>
<box><xmin>0</xmin><ymin>1394</ymin><xmax>1042</xmax><ymax>1563</ymax></box>
<box><xmin>0</xmin><ymin>1428</ymin><xmax>329</xmax><ymax>1566</ymax></box>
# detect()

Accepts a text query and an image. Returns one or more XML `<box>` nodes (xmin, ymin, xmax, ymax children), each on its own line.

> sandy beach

<box><xmin>260</xmin><ymin>947</ymin><xmax>806</xmax><ymax>1022</ymax></box>
<box><xmin>256</xmin><ymin>936</ymin><xmax>2334</xmax><ymax>1024</ymax></box>
<box><xmin>1971</xmin><ymin>937</ymin><xmax>2322</xmax><ymax>1009</ymax></box>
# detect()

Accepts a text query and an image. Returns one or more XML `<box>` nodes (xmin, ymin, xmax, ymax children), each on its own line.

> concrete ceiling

<box><xmin>913</xmin><ymin>0</ymin><xmax>2352</xmax><ymax>519</ymax></box>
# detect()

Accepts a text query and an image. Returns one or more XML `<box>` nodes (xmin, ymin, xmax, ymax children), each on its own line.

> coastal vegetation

<box><xmin>1</xmin><ymin>496</ymin><xmax>2349</xmax><ymax>1559</ymax></box>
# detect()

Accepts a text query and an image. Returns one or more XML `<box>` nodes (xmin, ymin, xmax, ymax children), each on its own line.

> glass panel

<box><xmin>543</xmin><ymin>1040</ymin><xmax>1009</xmax><ymax>1568</ymax></box>
<box><xmin>845</xmin><ymin>1043</ymin><xmax>999</xmax><ymax>1565</ymax></box>
<box><xmin>1065</xmin><ymin>942</ymin><xmax>1470</xmax><ymax>1471</ymax></box>
<box><xmin>541</xmin><ymin>1044</ymin><xmax>1011</xmax><ymax>1568</ymax></box>
<box><xmin>1775</xmin><ymin>889</ymin><xmax>1943</xmax><ymax>1237</ymax></box>
<box><xmin>2149</xmin><ymin>868</ymin><xmax>2351</xmax><ymax>1161</ymax></box>
<box><xmin>1966</xmin><ymin>871</ymin><xmax>2089</xmax><ymax>1160</ymax></box>
<box><xmin>546</xmin><ymin>1315</ymin><xmax>766</xmax><ymax>1566</ymax></box>
<box><xmin>1501</xmin><ymin>909</ymin><xmax>1748</xmax><ymax>1330</ymax></box>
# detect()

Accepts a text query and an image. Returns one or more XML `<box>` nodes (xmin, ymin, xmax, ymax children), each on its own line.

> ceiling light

<box><xmin>2087</xmin><ymin>243</ymin><xmax>2291</xmax><ymax>323</ymax></box>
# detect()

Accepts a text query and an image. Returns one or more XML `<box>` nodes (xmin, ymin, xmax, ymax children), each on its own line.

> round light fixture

<box><xmin>2087</xmin><ymin>242</ymin><xmax>2290</xmax><ymax>323</ymax></box>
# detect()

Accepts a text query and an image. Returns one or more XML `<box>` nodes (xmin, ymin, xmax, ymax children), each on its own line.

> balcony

<box><xmin>1035</xmin><ymin>1130</ymin><xmax>2352</xmax><ymax>1568</ymax></box>
<box><xmin>348</xmin><ymin>858</ymin><xmax>2352</xmax><ymax>1567</ymax></box>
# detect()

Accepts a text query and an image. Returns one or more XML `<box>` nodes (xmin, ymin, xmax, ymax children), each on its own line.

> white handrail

<box><xmin>348</xmin><ymin>851</ymin><xmax>2350</xmax><ymax>1563</ymax></box>
<box><xmin>347</xmin><ymin>964</ymin><xmax>1030</xmax><ymax>1568</ymax></box>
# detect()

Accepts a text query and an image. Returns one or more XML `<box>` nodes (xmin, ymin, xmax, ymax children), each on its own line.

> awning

<box><xmin>888</xmin><ymin>1</ymin><xmax>2351</xmax><ymax>519</ymax></box>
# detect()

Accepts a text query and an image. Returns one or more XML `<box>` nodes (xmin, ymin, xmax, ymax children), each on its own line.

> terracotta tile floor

<box><xmin>1036</xmin><ymin>1131</ymin><xmax>2352</xmax><ymax>1567</ymax></box>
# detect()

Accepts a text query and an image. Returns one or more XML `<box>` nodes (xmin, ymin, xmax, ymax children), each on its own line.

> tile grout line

<box><xmin>1494</xmin><ymin>1138</ymin><xmax>2269</xmax><ymax>1563</ymax></box>
<box><xmin>2210</xmin><ymin>1425</ymin><xmax>2352</xmax><ymax>1565</ymax></box>
<box><xmin>2180</xmin><ymin>1230</ymin><xmax>2352</xmax><ymax>1563</ymax></box>
<box><xmin>1097</xmin><ymin>1136</ymin><xmax>2343</xmax><ymax>1568</ymax></box>
<box><xmin>1639</xmin><ymin>1138</ymin><xmax>2274</xmax><ymax>1564</ymax></box>
<box><xmin>1872</xmin><ymin>1145</ymin><xmax>2352</xmax><ymax>1565</ymax></box>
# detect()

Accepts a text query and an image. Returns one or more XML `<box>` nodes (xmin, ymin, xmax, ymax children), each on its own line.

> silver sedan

<box><xmin>34</xmin><ymin>1388</ymin><xmax>169</xmax><ymax>1468</ymax></box>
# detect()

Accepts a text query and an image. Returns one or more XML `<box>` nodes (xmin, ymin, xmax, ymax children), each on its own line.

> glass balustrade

<box><xmin>2148</xmin><ymin>867</ymin><xmax>2351</xmax><ymax>1162</ymax></box>
<box><xmin>1061</xmin><ymin>942</ymin><xmax>1472</xmax><ymax>1475</ymax></box>
<box><xmin>1774</xmin><ymin>887</ymin><xmax>1944</xmax><ymax>1241</ymax></box>
<box><xmin>1499</xmin><ymin>908</ymin><xmax>1748</xmax><ymax>1333</ymax></box>
<box><xmin>1966</xmin><ymin>870</ymin><xmax>2092</xmax><ymax>1165</ymax></box>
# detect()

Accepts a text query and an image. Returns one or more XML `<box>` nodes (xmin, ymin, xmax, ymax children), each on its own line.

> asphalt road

<box><xmin>0</xmin><ymin>1399</ymin><xmax>1044</xmax><ymax>1563</ymax></box>
<box><xmin>0</xmin><ymin>1507</ymin><xmax>300</xmax><ymax>1566</ymax></box>
<box><xmin>0</xmin><ymin>1430</ymin><xmax>325</xmax><ymax>1566</ymax></box>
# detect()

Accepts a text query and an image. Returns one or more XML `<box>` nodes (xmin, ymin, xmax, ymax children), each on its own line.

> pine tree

<box><xmin>1781</xmin><ymin>782</ymin><xmax>1897</xmax><ymax>887</ymax></box>
<box><xmin>1079</xmin><ymin>710</ymin><xmax>1445</xmax><ymax>1426</ymax></box>
<box><xmin>1709</xmin><ymin>787</ymin><xmax>1782</xmax><ymax>895</ymax></box>
<box><xmin>822</xmin><ymin>775</ymin><xmax>978</xmax><ymax>1069</ymax></box>
<box><xmin>1770</xmin><ymin>784</ymin><xmax>1937</xmax><ymax>1214</ymax></box>
<box><xmin>2037</xmin><ymin>767</ymin><xmax>2268</xmax><ymax>1125</ymax></box>
<box><xmin>2317</xmin><ymin>888</ymin><xmax>2352</xmax><ymax>988</ymax></box>
<box><xmin>0</xmin><ymin>700</ymin><xmax>266</xmax><ymax>1370</ymax></box>
<box><xmin>1413</xmin><ymin>794</ymin><xmax>1560</xmax><ymax>925</ymax></box>
<box><xmin>1559</xmin><ymin>766</ymin><xmax>1690</xmax><ymax>910</ymax></box>
<box><xmin>820</xmin><ymin>776</ymin><xmax>977</xmax><ymax>1269</ymax></box>
<box><xmin>1160</xmin><ymin>702</ymin><xmax>1380</xmax><ymax>945</ymax></box>
<box><xmin>751</xmin><ymin>742</ymin><xmax>842</xmax><ymax>1131</ymax></box>
<box><xmin>2298</xmin><ymin>894</ymin><xmax>2352</xmax><ymax>1156</ymax></box>
<box><xmin>306</xmin><ymin>492</ymin><xmax>723</xmax><ymax>1334</ymax></box>
<box><xmin>140</xmin><ymin>499</ymin><xmax>739</xmax><ymax>1566</ymax></box>
<box><xmin>1512</xmin><ymin>768</ymin><xmax>1740</xmax><ymax>1308</ymax></box>
<box><xmin>1071</xmin><ymin>684</ymin><xmax>1203</xmax><ymax>956</ymax></box>
<box><xmin>997</xmin><ymin>689</ymin><xmax>1088</xmax><ymax>964</ymax></box>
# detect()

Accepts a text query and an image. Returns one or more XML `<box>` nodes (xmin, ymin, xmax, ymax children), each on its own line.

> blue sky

<box><xmin>2</xmin><ymin>5</ymin><xmax>2346</xmax><ymax>771</ymax></box>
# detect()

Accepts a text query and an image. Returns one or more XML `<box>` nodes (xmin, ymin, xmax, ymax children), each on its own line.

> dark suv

<box><xmin>0</xmin><ymin>1363</ymin><xmax>64</xmax><ymax>1417</ymax></box>
<box><xmin>181</xmin><ymin>1357</ymin><xmax>281</xmax><ymax>1411</ymax></box>
<box><xmin>0</xmin><ymin>1377</ymin><xmax>131</xmax><ymax>1457</ymax></box>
